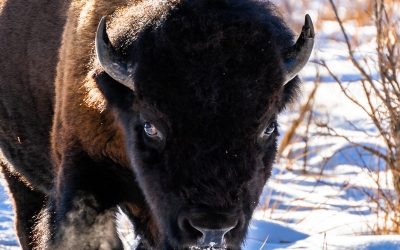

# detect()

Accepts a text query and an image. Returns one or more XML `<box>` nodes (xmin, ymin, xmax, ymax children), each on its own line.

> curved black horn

<box><xmin>283</xmin><ymin>14</ymin><xmax>315</xmax><ymax>85</ymax></box>
<box><xmin>95</xmin><ymin>16</ymin><xmax>135</xmax><ymax>90</ymax></box>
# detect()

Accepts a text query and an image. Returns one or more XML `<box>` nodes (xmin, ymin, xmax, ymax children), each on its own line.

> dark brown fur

<box><xmin>0</xmin><ymin>0</ymin><xmax>302</xmax><ymax>249</ymax></box>
<box><xmin>0</xmin><ymin>0</ymin><xmax>69</xmax><ymax>248</ymax></box>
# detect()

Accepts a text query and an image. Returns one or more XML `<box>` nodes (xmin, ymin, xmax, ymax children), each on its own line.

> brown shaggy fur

<box><xmin>0</xmin><ymin>0</ymin><xmax>69</xmax><ymax>248</ymax></box>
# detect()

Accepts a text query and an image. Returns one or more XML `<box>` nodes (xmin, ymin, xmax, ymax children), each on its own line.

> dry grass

<box><xmin>274</xmin><ymin>0</ymin><xmax>374</xmax><ymax>29</ymax></box>
<box><xmin>321</xmin><ymin>0</ymin><xmax>400</xmax><ymax>234</ymax></box>
<box><xmin>271</xmin><ymin>0</ymin><xmax>400</xmax><ymax>235</ymax></box>
<box><xmin>278</xmin><ymin>76</ymin><xmax>320</xmax><ymax>162</ymax></box>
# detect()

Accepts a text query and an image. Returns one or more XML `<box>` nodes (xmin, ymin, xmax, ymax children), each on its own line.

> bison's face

<box><xmin>94</xmin><ymin>1</ymin><xmax>314</xmax><ymax>249</ymax></box>
<box><xmin>124</xmin><ymin>105</ymin><xmax>279</xmax><ymax>250</ymax></box>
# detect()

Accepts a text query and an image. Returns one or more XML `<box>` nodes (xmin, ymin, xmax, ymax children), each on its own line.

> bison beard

<box><xmin>0</xmin><ymin>0</ymin><xmax>314</xmax><ymax>249</ymax></box>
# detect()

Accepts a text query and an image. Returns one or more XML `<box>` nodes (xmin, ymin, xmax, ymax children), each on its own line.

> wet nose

<box><xmin>189</xmin><ymin>221</ymin><xmax>236</xmax><ymax>248</ymax></box>
<box><xmin>178</xmin><ymin>209</ymin><xmax>238</xmax><ymax>248</ymax></box>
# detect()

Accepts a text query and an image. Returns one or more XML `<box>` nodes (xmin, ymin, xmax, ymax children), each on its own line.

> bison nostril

<box><xmin>188</xmin><ymin>219</ymin><xmax>237</xmax><ymax>248</ymax></box>
<box><xmin>178</xmin><ymin>216</ymin><xmax>203</xmax><ymax>238</ymax></box>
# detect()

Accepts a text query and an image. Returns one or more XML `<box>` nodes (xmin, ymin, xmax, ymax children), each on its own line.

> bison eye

<box><xmin>263</xmin><ymin>122</ymin><xmax>277</xmax><ymax>137</ymax></box>
<box><xmin>144</xmin><ymin>122</ymin><xmax>160</xmax><ymax>138</ymax></box>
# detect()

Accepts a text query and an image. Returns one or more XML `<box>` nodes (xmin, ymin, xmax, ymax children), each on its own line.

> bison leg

<box><xmin>45</xmin><ymin>149</ymin><xmax>126</xmax><ymax>250</ymax></box>
<box><xmin>46</xmin><ymin>198</ymin><xmax>123</xmax><ymax>250</ymax></box>
<box><xmin>0</xmin><ymin>162</ymin><xmax>46</xmax><ymax>250</ymax></box>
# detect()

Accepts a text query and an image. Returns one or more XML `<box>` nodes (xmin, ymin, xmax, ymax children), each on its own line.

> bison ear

<box><xmin>95</xmin><ymin>71</ymin><xmax>135</xmax><ymax>111</ymax></box>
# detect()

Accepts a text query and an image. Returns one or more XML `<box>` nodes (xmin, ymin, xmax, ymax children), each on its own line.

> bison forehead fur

<box><xmin>0</xmin><ymin>0</ymin><xmax>312</xmax><ymax>249</ymax></box>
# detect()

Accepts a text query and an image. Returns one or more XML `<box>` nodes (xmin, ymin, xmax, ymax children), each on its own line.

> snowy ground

<box><xmin>2</xmin><ymin>2</ymin><xmax>400</xmax><ymax>250</ymax></box>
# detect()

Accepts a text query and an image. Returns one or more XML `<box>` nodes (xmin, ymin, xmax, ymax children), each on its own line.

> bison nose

<box><xmin>178</xmin><ymin>209</ymin><xmax>238</xmax><ymax>248</ymax></box>
<box><xmin>189</xmin><ymin>221</ymin><xmax>236</xmax><ymax>248</ymax></box>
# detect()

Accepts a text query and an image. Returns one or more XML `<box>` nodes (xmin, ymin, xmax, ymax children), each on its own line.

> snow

<box><xmin>244</xmin><ymin>219</ymin><xmax>400</xmax><ymax>249</ymax></box>
<box><xmin>1</xmin><ymin>1</ymin><xmax>400</xmax><ymax>249</ymax></box>
<box><xmin>0</xmin><ymin>176</ymin><xmax>18</xmax><ymax>249</ymax></box>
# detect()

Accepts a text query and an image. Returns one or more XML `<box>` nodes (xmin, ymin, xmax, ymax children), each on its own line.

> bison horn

<box><xmin>282</xmin><ymin>14</ymin><xmax>315</xmax><ymax>85</ymax></box>
<box><xmin>95</xmin><ymin>16</ymin><xmax>135</xmax><ymax>90</ymax></box>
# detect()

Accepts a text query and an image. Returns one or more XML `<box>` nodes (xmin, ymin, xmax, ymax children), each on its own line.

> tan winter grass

<box><xmin>322</xmin><ymin>0</ymin><xmax>400</xmax><ymax>234</ymax></box>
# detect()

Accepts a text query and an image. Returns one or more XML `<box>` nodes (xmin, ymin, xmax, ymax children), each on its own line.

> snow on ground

<box><xmin>0</xmin><ymin>176</ymin><xmax>18</xmax><ymax>249</ymax></box>
<box><xmin>1</xmin><ymin>1</ymin><xmax>400</xmax><ymax>249</ymax></box>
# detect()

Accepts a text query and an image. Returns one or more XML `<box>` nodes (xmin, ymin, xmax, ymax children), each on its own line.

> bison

<box><xmin>0</xmin><ymin>0</ymin><xmax>314</xmax><ymax>249</ymax></box>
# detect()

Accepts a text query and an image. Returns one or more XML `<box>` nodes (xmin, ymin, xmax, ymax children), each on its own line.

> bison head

<box><xmin>93</xmin><ymin>0</ymin><xmax>314</xmax><ymax>249</ymax></box>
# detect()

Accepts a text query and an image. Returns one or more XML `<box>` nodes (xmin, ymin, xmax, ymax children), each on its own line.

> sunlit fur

<box><xmin>0</xmin><ymin>0</ymin><xmax>301</xmax><ymax>249</ymax></box>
